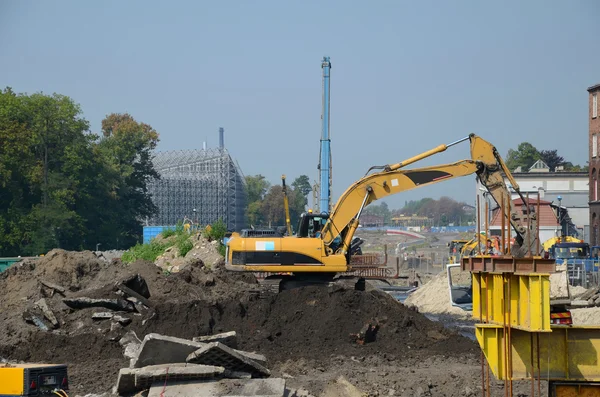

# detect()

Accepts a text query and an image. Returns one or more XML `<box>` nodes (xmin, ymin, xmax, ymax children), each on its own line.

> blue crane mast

<box><xmin>318</xmin><ymin>56</ymin><xmax>332</xmax><ymax>214</ymax></box>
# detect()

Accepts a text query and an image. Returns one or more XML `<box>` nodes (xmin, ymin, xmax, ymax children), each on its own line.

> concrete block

<box><xmin>193</xmin><ymin>331</ymin><xmax>238</xmax><ymax>348</ymax></box>
<box><xmin>63</xmin><ymin>297</ymin><xmax>136</xmax><ymax>312</ymax></box>
<box><xmin>234</xmin><ymin>350</ymin><xmax>267</xmax><ymax>367</ymax></box>
<box><xmin>186</xmin><ymin>342</ymin><xmax>270</xmax><ymax>377</ymax></box>
<box><xmin>135</xmin><ymin>364</ymin><xmax>225</xmax><ymax>390</ymax></box>
<box><xmin>92</xmin><ymin>312</ymin><xmax>114</xmax><ymax>320</ymax></box>
<box><xmin>147</xmin><ymin>378</ymin><xmax>286</xmax><ymax>397</ymax></box>
<box><xmin>132</xmin><ymin>333</ymin><xmax>205</xmax><ymax>368</ymax></box>
<box><xmin>115</xmin><ymin>368</ymin><xmax>137</xmax><ymax>395</ymax></box>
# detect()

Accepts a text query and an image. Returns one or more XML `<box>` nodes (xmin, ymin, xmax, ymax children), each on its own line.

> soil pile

<box><xmin>0</xmin><ymin>249</ymin><xmax>478</xmax><ymax>395</ymax></box>
<box><xmin>405</xmin><ymin>270</ymin><xmax>472</xmax><ymax>318</ymax></box>
<box><xmin>154</xmin><ymin>232</ymin><xmax>223</xmax><ymax>272</ymax></box>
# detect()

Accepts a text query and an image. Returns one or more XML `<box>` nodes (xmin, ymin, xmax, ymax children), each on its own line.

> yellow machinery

<box><xmin>448</xmin><ymin>239</ymin><xmax>470</xmax><ymax>264</ymax></box>
<box><xmin>0</xmin><ymin>363</ymin><xmax>68</xmax><ymax>396</ymax></box>
<box><xmin>281</xmin><ymin>175</ymin><xmax>293</xmax><ymax>237</ymax></box>
<box><xmin>464</xmin><ymin>253</ymin><xmax>600</xmax><ymax>396</ymax></box>
<box><xmin>226</xmin><ymin>134</ymin><xmax>540</xmax><ymax>290</ymax></box>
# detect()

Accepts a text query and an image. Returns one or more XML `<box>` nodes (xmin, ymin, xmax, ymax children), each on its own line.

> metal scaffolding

<box><xmin>147</xmin><ymin>148</ymin><xmax>246</xmax><ymax>231</ymax></box>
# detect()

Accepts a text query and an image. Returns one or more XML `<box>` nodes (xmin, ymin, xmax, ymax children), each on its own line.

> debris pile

<box><xmin>154</xmin><ymin>232</ymin><xmax>224</xmax><ymax>273</ymax></box>
<box><xmin>0</xmin><ymin>249</ymin><xmax>478</xmax><ymax>395</ymax></box>
<box><xmin>114</xmin><ymin>331</ymin><xmax>288</xmax><ymax>396</ymax></box>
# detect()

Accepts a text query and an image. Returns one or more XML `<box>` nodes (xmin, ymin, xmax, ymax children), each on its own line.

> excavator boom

<box><xmin>320</xmin><ymin>134</ymin><xmax>538</xmax><ymax>257</ymax></box>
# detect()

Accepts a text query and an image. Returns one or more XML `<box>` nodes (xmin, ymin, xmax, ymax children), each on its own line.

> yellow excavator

<box><xmin>226</xmin><ymin>134</ymin><xmax>539</xmax><ymax>291</ymax></box>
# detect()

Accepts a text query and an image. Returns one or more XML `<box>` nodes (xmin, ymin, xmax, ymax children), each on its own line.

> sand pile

<box><xmin>404</xmin><ymin>270</ymin><xmax>472</xmax><ymax>318</ymax></box>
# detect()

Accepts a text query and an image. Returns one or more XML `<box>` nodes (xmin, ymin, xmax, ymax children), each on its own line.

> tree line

<box><xmin>244</xmin><ymin>174</ymin><xmax>312</xmax><ymax>230</ymax></box>
<box><xmin>0</xmin><ymin>88</ymin><xmax>159</xmax><ymax>256</ymax></box>
<box><xmin>504</xmin><ymin>143</ymin><xmax>588</xmax><ymax>172</ymax></box>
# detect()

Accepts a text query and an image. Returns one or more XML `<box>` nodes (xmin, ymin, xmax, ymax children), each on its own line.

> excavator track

<box><xmin>259</xmin><ymin>274</ymin><xmax>365</xmax><ymax>293</ymax></box>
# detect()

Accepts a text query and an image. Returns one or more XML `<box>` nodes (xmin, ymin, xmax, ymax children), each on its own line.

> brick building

<box><xmin>589</xmin><ymin>83</ymin><xmax>600</xmax><ymax>245</ymax></box>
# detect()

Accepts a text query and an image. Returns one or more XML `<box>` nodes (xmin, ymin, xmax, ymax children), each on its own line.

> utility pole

<box><xmin>318</xmin><ymin>56</ymin><xmax>332</xmax><ymax>214</ymax></box>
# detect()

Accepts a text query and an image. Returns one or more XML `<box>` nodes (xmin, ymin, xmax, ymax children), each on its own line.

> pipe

<box><xmin>501</xmin><ymin>193</ymin><xmax>506</xmax><ymax>254</ymax></box>
<box><xmin>536</xmin><ymin>192</ymin><xmax>541</xmax><ymax>256</ymax></box>
<box><xmin>526</xmin><ymin>192</ymin><xmax>531</xmax><ymax>257</ymax></box>
<box><xmin>477</xmin><ymin>195</ymin><xmax>481</xmax><ymax>255</ymax></box>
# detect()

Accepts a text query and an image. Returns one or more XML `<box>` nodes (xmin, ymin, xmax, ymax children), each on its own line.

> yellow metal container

<box><xmin>0</xmin><ymin>363</ymin><xmax>68</xmax><ymax>396</ymax></box>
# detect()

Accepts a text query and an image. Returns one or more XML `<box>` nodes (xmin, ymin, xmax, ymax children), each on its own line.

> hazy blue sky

<box><xmin>1</xmin><ymin>1</ymin><xmax>598</xmax><ymax>210</ymax></box>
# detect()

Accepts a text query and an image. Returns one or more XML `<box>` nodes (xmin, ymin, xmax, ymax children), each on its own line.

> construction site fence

<box><xmin>560</xmin><ymin>259</ymin><xmax>600</xmax><ymax>288</ymax></box>
<box><xmin>360</xmin><ymin>226</ymin><xmax>475</xmax><ymax>233</ymax></box>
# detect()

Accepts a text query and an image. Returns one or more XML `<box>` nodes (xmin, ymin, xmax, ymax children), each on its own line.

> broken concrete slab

<box><xmin>113</xmin><ymin>315</ymin><xmax>131</xmax><ymax>326</ymax></box>
<box><xmin>147</xmin><ymin>378</ymin><xmax>286</xmax><ymax>397</ymax></box>
<box><xmin>135</xmin><ymin>364</ymin><xmax>225</xmax><ymax>390</ymax></box>
<box><xmin>132</xmin><ymin>333</ymin><xmax>206</xmax><ymax>368</ymax></box>
<box><xmin>233</xmin><ymin>349</ymin><xmax>267</xmax><ymax>367</ymax></box>
<box><xmin>193</xmin><ymin>331</ymin><xmax>238</xmax><ymax>348</ymax></box>
<box><xmin>186</xmin><ymin>342</ymin><xmax>270</xmax><ymax>377</ymax></box>
<box><xmin>116</xmin><ymin>282</ymin><xmax>154</xmax><ymax>310</ymax></box>
<box><xmin>63</xmin><ymin>297</ymin><xmax>136</xmax><ymax>312</ymax></box>
<box><xmin>34</xmin><ymin>298</ymin><xmax>59</xmax><ymax>327</ymax></box>
<box><xmin>113</xmin><ymin>363</ymin><xmax>210</xmax><ymax>395</ymax></box>
<box><xmin>40</xmin><ymin>279</ymin><xmax>66</xmax><ymax>294</ymax></box>
<box><xmin>121</xmin><ymin>274</ymin><xmax>151</xmax><ymax>298</ymax></box>
<box><xmin>92</xmin><ymin>312</ymin><xmax>114</xmax><ymax>320</ymax></box>
<box><xmin>115</xmin><ymin>368</ymin><xmax>137</xmax><ymax>395</ymax></box>
<box><xmin>22</xmin><ymin>311</ymin><xmax>49</xmax><ymax>331</ymax></box>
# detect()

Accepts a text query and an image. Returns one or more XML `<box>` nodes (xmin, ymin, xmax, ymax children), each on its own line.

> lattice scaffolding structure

<box><xmin>147</xmin><ymin>148</ymin><xmax>246</xmax><ymax>231</ymax></box>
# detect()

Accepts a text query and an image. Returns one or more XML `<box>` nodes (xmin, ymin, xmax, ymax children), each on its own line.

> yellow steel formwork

<box><xmin>476</xmin><ymin>324</ymin><xmax>600</xmax><ymax>381</ymax></box>
<box><xmin>472</xmin><ymin>272</ymin><xmax>551</xmax><ymax>332</ymax></box>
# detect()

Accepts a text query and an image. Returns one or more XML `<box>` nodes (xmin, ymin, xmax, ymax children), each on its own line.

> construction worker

<box><xmin>484</xmin><ymin>239</ymin><xmax>498</xmax><ymax>256</ymax></box>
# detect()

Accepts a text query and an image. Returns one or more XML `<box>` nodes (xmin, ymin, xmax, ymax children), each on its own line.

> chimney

<box><xmin>219</xmin><ymin>127</ymin><xmax>224</xmax><ymax>149</ymax></box>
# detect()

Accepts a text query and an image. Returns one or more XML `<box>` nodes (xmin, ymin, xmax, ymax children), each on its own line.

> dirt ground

<box><xmin>0</xmin><ymin>243</ymin><xmax>548</xmax><ymax>396</ymax></box>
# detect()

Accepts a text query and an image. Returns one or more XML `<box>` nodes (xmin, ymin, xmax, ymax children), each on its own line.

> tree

<box><xmin>291</xmin><ymin>175</ymin><xmax>312</xmax><ymax>197</ymax></box>
<box><xmin>97</xmin><ymin>113</ymin><xmax>160</xmax><ymax>248</ymax></box>
<box><xmin>539</xmin><ymin>150</ymin><xmax>565</xmax><ymax>172</ymax></box>
<box><xmin>245</xmin><ymin>175</ymin><xmax>270</xmax><ymax>203</ymax></box>
<box><xmin>505</xmin><ymin>142</ymin><xmax>540</xmax><ymax>172</ymax></box>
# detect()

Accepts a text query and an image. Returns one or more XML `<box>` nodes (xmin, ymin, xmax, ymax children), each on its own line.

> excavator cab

<box><xmin>296</xmin><ymin>212</ymin><xmax>329</xmax><ymax>238</ymax></box>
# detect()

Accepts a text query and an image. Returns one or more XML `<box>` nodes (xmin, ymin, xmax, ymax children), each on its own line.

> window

<box><xmin>594</xmin><ymin>134</ymin><xmax>598</xmax><ymax>157</ymax></box>
<box><xmin>594</xmin><ymin>93</ymin><xmax>598</xmax><ymax>119</ymax></box>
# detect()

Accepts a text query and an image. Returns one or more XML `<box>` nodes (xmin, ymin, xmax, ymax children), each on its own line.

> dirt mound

<box><xmin>154</xmin><ymin>232</ymin><xmax>224</xmax><ymax>272</ymax></box>
<box><xmin>405</xmin><ymin>270</ymin><xmax>472</xmax><ymax>318</ymax></box>
<box><xmin>0</xmin><ymin>249</ymin><xmax>478</xmax><ymax>395</ymax></box>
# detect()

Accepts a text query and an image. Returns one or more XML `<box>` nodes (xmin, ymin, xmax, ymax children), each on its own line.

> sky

<box><xmin>1</xmin><ymin>1</ymin><xmax>598</xmax><ymax>210</ymax></box>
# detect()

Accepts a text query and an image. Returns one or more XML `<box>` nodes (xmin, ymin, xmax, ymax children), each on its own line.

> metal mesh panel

<box><xmin>147</xmin><ymin>148</ymin><xmax>246</xmax><ymax>231</ymax></box>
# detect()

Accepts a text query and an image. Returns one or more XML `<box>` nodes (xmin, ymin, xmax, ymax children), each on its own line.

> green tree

<box><xmin>539</xmin><ymin>150</ymin><xmax>565</xmax><ymax>172</ymax></box>
<box><xmin>291</xmin><ymin>175</ymin><xmax>312</xmax><ymax>197</ymax></box>
<box><xmin>245</xmin><ymin>175</ymin><xmax>270</xmax><ymax>203</ymax></box>
<box><xmin>96</xmin><ymin>113</ymin><xmax>160</xmax><ymax>248</ymax></box>
<box><xmin>505</xmin><ymin>142</ymin><xmax>541</xmax><ymax>172</ymax></box>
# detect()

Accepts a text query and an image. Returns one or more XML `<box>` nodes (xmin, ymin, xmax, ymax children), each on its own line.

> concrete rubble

<box><xmin>63</xmin><ymin>297</ymin><xmax>136</xmax><ymax>312</ymax></box>
<box><xmin>186</xmin><ymin>342</ymin><xmax>271</xmax><ymax>377</ymax></box>
<box><xmin>193</xmin><ymin>330</ymin><xmax>238</xmax><ymax>348</ymax></box>
<box><xmin>115</xmin><ymin>332</ymin><xmax>288</xmax><ymax>396</ymax></box>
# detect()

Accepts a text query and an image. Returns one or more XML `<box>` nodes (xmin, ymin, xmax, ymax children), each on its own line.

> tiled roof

<box><xmin>490</xmin><ymin>198</ymin><xmax>558</xmax><ymax>227</ymax></box>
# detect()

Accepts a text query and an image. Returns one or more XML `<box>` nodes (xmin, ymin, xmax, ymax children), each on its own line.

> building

<box><xmin>488</xmin><ymin>198</ymin><xmax>561</xmax><ymax>244</ymax></box>
<box><xmin>589</xmin><ymin>83</ymin><xmax>600</xmax><ymax>245</ymax></box>
<box><xmin>476</xmin><ymin>170</ymin><xmax>588</xmax><ymax>240</ymax></box>
<box><xmin>391</xmin><ymin>215</ymin><xmax>434</xmax><ymax>228</ymax></box>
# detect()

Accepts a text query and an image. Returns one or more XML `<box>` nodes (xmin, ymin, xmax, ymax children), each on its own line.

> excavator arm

<box><xmin>320</xmin><ymin>134</ymin><xmax>538</xmax><ymax>257</ymax></box>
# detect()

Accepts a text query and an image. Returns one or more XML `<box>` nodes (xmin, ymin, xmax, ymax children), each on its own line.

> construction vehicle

<box><xmin>226</xmin><ymin>133</ymin><xmax>540</xmax><ymax>291</ymax></box>
<box><xmin>447</xmin><ymin>239</ymin><xmax>469</xmax><ymax>264</ymax></box>
<box><xmin>0</xmin><ymin>363</ymin><xmax>69</xmax><ymax>396</ymax></box>
<box><xmin>281</xmin><ymin>175</ymin><xmax>293</xmax><ymax>236</ymax></box>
